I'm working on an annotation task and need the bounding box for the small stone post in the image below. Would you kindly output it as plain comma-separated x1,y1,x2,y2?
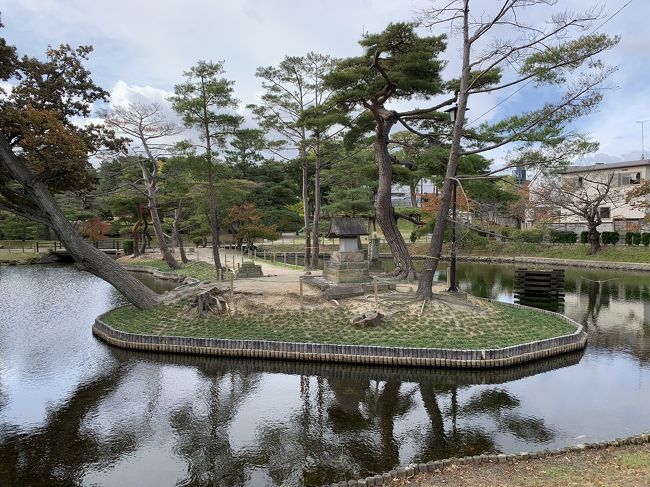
374,276,379,312
230,273,234,303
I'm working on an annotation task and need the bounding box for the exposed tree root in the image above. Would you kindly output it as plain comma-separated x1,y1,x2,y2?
188,286,231,316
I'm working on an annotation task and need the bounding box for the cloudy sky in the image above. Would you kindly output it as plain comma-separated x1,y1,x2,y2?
1,0,647,164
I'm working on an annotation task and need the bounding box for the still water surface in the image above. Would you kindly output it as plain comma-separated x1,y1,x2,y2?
0,263,649,486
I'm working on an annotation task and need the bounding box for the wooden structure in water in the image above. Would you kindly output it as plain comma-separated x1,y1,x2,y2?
514,269,565,309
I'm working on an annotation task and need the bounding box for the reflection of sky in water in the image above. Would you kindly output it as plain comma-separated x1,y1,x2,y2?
1,263,650,486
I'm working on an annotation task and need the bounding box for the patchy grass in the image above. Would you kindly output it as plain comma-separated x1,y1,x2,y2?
0,252,41,263
102,299,574,350
123,259,220,282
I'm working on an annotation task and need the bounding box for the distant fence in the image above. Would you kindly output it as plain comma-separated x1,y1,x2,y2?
0,239,124,253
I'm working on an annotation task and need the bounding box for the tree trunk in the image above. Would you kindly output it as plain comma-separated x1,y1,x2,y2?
588,222,601,255
416,1,471,300
302,154,312,269
310,139,322,271
374,108,416,279
140,216,149,255
148,193,180,269
207,166,222,269
0,134,160,309
132,203,144,257
173,200,188,264
409,183,418,208
140,157,180,269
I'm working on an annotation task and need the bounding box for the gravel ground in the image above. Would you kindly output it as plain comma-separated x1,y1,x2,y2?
398,443,650,487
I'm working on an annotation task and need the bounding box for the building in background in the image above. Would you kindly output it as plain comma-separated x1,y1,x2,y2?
527,159,650,233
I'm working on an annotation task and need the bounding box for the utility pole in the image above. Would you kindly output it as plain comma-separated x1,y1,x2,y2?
636,120,649,159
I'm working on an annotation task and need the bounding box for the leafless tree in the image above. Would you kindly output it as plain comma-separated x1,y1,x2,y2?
104,103,182,269
415,0,619,298
534,169,624,254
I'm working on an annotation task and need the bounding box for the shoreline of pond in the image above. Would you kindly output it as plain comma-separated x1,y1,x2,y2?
321,432,650,487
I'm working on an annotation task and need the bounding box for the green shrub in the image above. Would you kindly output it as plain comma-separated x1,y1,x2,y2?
513,228,545,243
409,231,418,243
550,230,577,244
580,231,589,244
192,237,204,247
122,239,134,255
601,231,619,245
625,231,641,246
642,233,650,247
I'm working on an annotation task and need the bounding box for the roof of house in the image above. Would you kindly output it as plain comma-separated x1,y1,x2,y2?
563,159,650,174
326,217,369,238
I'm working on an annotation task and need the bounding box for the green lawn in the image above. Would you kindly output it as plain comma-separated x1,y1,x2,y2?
102,299,575,350
461,241,650,263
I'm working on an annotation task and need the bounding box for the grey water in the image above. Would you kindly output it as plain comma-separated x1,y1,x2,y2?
0,263,649,486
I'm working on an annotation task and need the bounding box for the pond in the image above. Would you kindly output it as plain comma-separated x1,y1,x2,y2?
0,263,649,486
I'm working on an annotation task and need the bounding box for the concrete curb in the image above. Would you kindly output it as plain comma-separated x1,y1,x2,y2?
92,298,586,369
320,432,650,486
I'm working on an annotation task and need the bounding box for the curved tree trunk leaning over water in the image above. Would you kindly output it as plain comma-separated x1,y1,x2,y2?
0,134,161,309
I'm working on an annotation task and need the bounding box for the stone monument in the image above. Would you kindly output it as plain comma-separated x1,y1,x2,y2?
323,217,370,284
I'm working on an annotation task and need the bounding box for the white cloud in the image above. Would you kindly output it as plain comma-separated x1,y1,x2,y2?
2,0,646,163
108,80,174,109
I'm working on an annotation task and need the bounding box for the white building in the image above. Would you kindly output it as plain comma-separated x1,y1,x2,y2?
533,159,650,232
390,179,437,208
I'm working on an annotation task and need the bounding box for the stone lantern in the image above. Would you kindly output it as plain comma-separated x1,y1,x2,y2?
323,217,370,284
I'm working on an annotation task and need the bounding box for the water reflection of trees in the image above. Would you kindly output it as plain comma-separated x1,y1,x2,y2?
169,372,261,486
454,264,650,363
571,273,650,363
0,366,136,486
0,351,579,487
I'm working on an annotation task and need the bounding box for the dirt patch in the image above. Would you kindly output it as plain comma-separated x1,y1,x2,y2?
400,443,650,487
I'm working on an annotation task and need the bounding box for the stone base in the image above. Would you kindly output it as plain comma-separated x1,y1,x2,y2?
303,276,396,299
236,261,263,279
323,259,370,284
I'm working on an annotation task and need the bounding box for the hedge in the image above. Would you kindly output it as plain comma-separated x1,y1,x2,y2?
643,233,650,247
601,231,619,245
580,231,589,244
550,230,578,244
